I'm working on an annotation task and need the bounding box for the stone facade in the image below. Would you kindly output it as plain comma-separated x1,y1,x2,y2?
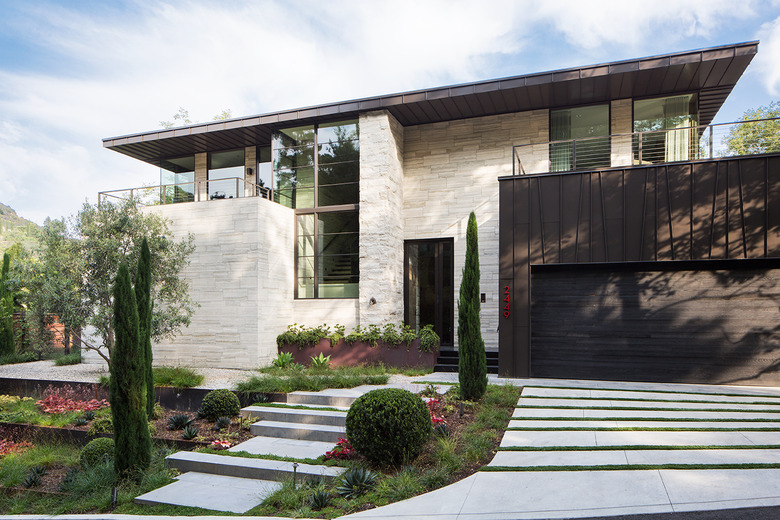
358,111,405,326
146,197,294,368
403,109,550,350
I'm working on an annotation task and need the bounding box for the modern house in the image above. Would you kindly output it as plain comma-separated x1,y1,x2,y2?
102,41,780,385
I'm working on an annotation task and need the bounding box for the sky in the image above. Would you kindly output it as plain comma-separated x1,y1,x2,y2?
1,0,780,225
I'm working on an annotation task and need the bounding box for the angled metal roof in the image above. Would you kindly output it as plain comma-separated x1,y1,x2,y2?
103,41,758,165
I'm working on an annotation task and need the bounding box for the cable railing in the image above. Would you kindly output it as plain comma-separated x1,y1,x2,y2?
98,178,273,206
512,117,780,176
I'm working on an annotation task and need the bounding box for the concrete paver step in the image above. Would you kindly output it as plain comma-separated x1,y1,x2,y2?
512,407,780,420
517,397,780,411
166,450,343,481
508,419,780,429
134,471,282,513
230,436,337,459
242,405,347,426
250,419,346,442
522,387,780,403
286,390,360,408
500,428,780,448
490,448,780,467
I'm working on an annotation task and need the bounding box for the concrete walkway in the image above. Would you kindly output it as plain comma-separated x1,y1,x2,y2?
341,376,780,520
8,367,780,518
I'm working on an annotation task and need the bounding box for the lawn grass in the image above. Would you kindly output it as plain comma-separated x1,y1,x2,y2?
0,352,38,366
0,442,181,515
511,416,780,422
152,366,205,388
515,405,780,413
482,463,780,472
521,395,780,406
498,444,780,451
235,366,391,395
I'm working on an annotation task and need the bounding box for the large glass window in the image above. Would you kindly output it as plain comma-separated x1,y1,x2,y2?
273,120,359,209
633,94,697,164
159,156,195,203
550,104,610,172
276,119,360,299
296,210,359,299
208,149,244,199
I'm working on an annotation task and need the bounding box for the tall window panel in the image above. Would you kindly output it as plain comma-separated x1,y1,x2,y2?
158,156,195,203
275,119,360,299
295,210,359,299
550,105,610,172
633,94,698,164
208,149,245,199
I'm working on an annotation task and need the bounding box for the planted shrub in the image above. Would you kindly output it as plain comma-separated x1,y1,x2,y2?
80,437,115,467
167,413,193,430
418,324,440,353
73,417,88,427
272,352,294,368
199,389,240,420
310,489,331,509
336,467,379,499
310,352,331,369
87,417,112,435
458,211,487,400
214,416,231,430
182,424,198,440
346,388,432,466
23,466,45,488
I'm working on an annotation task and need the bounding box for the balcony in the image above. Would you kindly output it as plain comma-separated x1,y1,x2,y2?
513,117,780,176
98,178,272,206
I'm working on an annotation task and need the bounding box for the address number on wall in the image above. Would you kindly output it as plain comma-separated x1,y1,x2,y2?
503,285,510,319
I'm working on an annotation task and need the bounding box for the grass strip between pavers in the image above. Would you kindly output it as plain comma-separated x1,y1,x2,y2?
510,416,780,422
515,405,780,413
506,426,780,431
411,380,457,386
247,402,346,412
520,395,780,406
480,463,780,472
523,385,780,400
498,444,780,451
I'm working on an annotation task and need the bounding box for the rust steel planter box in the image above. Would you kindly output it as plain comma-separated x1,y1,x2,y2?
279,339,438,369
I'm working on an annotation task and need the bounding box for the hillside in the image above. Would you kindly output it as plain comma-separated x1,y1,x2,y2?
0,202,40,254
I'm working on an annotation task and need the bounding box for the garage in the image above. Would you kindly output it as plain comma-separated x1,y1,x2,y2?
530,265,780,385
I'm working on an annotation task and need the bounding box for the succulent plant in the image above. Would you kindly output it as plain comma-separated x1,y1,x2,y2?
168,413,193,430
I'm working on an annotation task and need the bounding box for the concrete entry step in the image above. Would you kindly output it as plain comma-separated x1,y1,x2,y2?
250,420,346,443
230,436,336,460
134,471,282,514
166,450,344,481
242,405,347,426
286,390,359,408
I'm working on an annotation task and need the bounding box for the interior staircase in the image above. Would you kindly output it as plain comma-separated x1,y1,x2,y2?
135,390,359,514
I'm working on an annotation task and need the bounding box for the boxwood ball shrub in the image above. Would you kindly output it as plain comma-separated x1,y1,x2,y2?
200,389,241,420
80,437,115,467
345,388,432,466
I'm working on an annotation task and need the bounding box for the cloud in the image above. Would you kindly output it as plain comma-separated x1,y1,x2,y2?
757,15,780,96
0,0,774,225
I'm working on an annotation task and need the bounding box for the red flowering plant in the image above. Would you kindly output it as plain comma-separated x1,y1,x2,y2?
36,388,109,415
324,438,355,460
0,438,34,458
426,398,446,426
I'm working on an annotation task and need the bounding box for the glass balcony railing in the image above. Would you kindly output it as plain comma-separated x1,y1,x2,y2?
513,117,780,176
98,178,272,206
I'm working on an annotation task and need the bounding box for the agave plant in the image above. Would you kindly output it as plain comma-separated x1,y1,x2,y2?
181,424,198,440
73,417,88,427
168,413,193,430
336,467,379,499
83,410,96,421
309,489,331,510
272,351,294,368
214,416,232,430
23,465,47,489
310,352,331,369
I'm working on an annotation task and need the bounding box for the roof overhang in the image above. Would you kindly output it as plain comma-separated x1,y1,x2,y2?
103,41,758,166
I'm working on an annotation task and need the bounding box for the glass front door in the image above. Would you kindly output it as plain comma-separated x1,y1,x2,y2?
404,239,454,347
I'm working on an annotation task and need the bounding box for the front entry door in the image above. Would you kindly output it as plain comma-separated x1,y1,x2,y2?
404,239,454,347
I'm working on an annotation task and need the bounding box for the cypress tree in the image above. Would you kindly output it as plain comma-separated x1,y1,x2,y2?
0,253,14,356
110,263,151,478
134,238,154,419
458,212,487,400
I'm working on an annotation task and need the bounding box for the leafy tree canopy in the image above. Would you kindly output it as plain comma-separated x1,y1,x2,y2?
160,107,232,129
725,101,780,156
9,198,196,363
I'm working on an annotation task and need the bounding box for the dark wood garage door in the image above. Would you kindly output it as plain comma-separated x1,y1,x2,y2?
531,266,780,385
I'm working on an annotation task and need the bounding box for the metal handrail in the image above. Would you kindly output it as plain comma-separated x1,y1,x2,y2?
98,178,273,206
512,117,780,175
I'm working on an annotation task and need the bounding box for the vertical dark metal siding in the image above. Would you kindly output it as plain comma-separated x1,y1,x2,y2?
498,155,780,378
